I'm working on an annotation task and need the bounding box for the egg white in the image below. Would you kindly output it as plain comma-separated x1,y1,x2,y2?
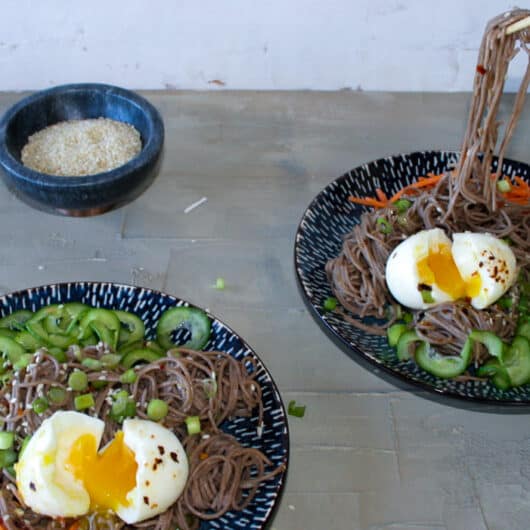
117,419,189,524
452,231,517,309
15,411,104,518
385,228,456,310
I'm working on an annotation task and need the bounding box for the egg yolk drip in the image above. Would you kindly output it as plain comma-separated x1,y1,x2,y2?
65,431,137,512
417,244,481,299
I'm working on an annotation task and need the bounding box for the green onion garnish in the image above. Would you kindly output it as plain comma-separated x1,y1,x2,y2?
100,354,121,369
497,179,512,193
124,400,137,418
81,358,102,371
13,353,33,371
498,296,513,310
394,199,412,213
185,415,201,435
215,277,226,290
47,387,67,405
111,396,129,417
402,312,413,325
32,397,49,415
376,217,393,234
323,297,338,311
114,390,129,402
68,370,88,392
202,378,218,399
147,399,169,421
288,400,306,418
0,431,14,450
420,289,434,304
91,380,107,390
120,368,138,384
0,449,17,468
75,393,95,411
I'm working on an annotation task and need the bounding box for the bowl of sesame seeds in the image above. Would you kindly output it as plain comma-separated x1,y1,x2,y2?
0,83,164,216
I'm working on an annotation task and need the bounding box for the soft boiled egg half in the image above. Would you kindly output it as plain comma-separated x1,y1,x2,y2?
385,228,517,310
15,411,188,524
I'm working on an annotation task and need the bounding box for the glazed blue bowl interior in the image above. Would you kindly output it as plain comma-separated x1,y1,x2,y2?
295,150,530,408
0,282,288,528
0,84,164,216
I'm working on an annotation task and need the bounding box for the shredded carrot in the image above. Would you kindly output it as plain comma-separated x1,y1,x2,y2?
389,173,444,203
500,175,530,204
68,522,81,530
348,196,388,208
0,521,7,530
375,188,388,203
348,171,528,210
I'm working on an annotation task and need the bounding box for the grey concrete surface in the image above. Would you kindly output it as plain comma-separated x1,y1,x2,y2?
1,90,529,530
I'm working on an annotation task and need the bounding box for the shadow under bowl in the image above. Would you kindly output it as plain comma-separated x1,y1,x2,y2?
0,83,164,216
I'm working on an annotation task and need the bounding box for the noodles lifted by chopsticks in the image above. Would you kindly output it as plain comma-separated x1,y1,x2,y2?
0,346,285,530
326,10,530,356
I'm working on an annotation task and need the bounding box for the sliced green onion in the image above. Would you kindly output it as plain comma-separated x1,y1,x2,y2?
185,415,201,435
111,396,129,417
0,449,17,468
394,198,412,213
396,214,408,227
120,369,137,384
147,399,169,421
68,370,88,392
113,390,130,402
288,400,306,418
420,289,434,304
91,380,107,390
497,179,512,193
323,297,338,311
215,277,226,290
47,387,67,405
48,348,68,363
402,312,413,325
0,431,14,450
81,358,102,371
202,378,217,399
71,344,83,361
497,296,513,310
100,354,121,369
13,354,34,371
75,393,95,411
124,400,136,418
32,397,49,415
376,217,393,234
502,237,513,246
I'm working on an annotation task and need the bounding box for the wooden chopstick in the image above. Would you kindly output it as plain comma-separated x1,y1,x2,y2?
506,15,530,35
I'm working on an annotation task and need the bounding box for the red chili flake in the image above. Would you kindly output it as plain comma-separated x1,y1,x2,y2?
477,64,487,75
199,452,209,460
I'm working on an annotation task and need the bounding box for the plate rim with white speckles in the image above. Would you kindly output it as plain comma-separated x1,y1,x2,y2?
294,149,530,412
0,281,289,528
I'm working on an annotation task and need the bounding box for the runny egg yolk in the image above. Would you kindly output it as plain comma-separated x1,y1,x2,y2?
65,431,138,512
416,243,482,299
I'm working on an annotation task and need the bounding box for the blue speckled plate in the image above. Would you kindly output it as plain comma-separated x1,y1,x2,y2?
0,281,289,528
294,150,530,408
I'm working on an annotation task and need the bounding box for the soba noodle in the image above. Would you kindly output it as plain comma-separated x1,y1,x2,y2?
326,10,530,360
0,345,284,529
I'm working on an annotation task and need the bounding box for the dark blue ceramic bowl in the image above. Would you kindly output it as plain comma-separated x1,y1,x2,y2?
0,281,289,528
295,150,530,410
0,84,164,216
